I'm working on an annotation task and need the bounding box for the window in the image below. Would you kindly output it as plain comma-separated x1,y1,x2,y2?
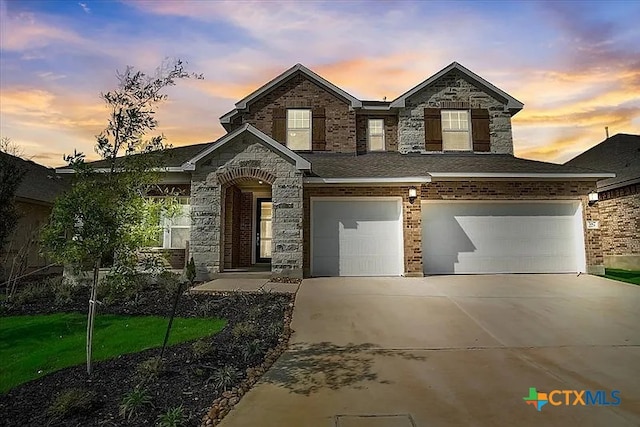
150,198,191,249
441,110,471,151
287,109,311,150
368,119,385,151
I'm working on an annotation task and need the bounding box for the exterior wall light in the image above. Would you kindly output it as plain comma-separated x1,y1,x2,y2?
408,186,418,204
588,191,599,205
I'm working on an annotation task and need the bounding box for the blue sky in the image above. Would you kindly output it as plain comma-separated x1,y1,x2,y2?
1,0,639,166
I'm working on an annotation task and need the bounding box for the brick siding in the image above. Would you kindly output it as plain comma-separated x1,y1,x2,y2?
356,115,399,153
302,180,603,277
239,73,357,152
599,184,640,268
422,180,603,271
303,186,422,277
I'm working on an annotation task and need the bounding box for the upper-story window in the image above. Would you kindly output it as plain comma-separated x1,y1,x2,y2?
425,107,490,152
368,119,385,151
441,110,471,151
287,109,311,150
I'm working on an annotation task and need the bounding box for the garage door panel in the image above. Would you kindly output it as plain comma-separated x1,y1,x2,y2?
423,202,585,274
312,199,403,276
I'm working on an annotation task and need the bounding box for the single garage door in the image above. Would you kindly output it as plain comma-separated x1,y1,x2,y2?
422,201,586,274
312,198,404,276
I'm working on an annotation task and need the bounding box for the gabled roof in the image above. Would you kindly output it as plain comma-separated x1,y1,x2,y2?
389,62,524,114
565,133,640,191
220,63,362,124
182,124,311,171
1,152,70,204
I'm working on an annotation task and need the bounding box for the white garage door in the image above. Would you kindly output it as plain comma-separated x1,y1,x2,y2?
312,198,404,276
422,202,586,274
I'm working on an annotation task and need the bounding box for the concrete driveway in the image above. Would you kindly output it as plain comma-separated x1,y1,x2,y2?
219,274,640,427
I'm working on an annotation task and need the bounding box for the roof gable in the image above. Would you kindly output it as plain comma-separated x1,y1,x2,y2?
389,62,524,114
220,64,362,124
182,124,311,171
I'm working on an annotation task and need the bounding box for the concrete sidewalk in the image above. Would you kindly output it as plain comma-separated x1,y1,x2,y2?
218,275,640,427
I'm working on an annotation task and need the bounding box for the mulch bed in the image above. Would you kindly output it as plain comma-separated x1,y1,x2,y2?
0,282,295,426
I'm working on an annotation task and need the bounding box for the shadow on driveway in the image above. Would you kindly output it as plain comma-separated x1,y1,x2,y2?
263,342,426,396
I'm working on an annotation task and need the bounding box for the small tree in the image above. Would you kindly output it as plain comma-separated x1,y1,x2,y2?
0,136,25,158
42,59,202,375
0,152,26,253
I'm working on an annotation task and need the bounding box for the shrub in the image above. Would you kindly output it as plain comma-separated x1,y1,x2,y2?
47,388,96,419
157,270,182,296
156,405,185,427
266,321,283,340
98,271,148,305
136,356,165,381
195,299,218,317
231,321,257,340
11,281,53,305
185,256,196,284
119,386,151,421
52,276,77,305
192,339,214,359
208,365,240,391
241,338,267,363
246,305,263,319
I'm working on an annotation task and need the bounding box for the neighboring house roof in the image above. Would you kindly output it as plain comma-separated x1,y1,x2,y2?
1,152,70,204
300,152,612,182
565,133,640,191
389,62,524,115
220,63,363,124
57,142,214,172
182,124,311,171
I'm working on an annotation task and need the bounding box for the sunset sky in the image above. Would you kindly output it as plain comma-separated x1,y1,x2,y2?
1,0,639,167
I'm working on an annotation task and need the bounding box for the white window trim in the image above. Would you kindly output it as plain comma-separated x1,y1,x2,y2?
286,108,312,150
441,109,472,151
367,118,385,151
148,198,191,250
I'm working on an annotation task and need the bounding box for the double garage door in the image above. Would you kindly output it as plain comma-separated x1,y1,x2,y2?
311,199,585,276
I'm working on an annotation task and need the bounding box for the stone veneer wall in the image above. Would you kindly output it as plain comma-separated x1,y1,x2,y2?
422,180,604,274
599,184,640,270
398,71,514,154
190,133,303,280
240,73,357,152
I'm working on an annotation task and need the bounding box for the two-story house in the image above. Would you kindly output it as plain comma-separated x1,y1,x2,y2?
72,62,614,280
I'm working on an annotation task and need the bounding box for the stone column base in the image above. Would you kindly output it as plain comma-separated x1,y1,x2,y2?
587,265,605,276
404,271,425,278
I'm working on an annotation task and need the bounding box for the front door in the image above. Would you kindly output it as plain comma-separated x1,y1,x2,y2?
256,198,273,263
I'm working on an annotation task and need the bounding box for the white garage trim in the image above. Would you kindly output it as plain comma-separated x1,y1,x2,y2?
421,200,586,274
310,197,404,276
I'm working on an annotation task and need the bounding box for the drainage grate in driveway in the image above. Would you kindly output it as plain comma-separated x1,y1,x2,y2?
335,414,416,427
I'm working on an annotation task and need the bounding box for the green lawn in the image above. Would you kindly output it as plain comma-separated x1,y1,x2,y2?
0,313,226,393
604,269,640,286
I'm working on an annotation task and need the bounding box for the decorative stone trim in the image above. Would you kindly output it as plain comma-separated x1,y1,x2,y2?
216,167,277,187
